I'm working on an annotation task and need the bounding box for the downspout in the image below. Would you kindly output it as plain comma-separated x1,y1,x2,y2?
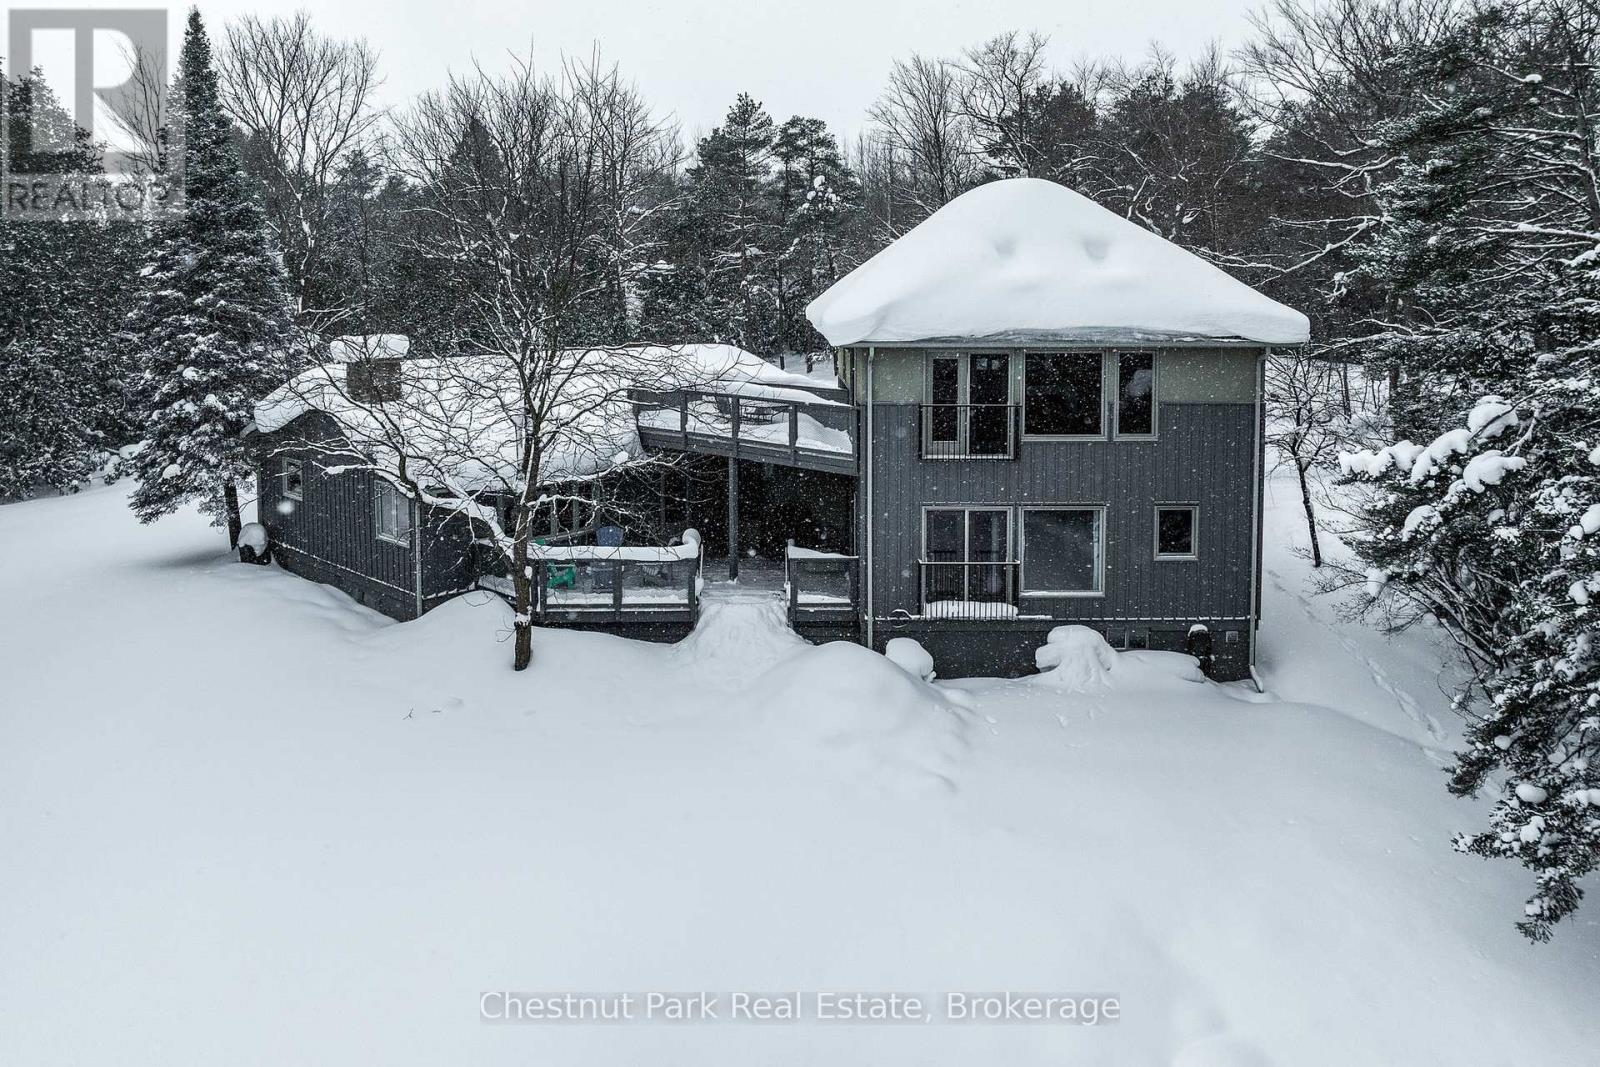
412,496,425,620
864,347,875,650
1248,348,1266,691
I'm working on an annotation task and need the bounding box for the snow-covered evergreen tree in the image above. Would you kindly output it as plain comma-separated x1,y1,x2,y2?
0,66,144,499
1335,0,1600,939
126,10,297,545
683,94,778,350
771,115,860,356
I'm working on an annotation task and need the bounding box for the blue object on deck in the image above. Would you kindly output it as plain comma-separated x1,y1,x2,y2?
593,525,624,591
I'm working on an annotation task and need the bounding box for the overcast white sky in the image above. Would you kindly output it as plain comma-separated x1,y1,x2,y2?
10,0,1269,143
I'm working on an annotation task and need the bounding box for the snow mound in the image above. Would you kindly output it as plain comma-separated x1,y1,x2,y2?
238,522,268,552
671,600,807,689
884,637,935,681
748,642,969,793
806,178,1309,346
1032,625,1117,689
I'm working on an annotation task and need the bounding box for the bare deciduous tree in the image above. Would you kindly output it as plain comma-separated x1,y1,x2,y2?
954,30,1052,177
219,12,383,322
270,54,707,671
868,54,977,225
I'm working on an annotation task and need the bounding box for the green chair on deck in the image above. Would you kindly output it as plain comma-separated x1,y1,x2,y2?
534,536,578,589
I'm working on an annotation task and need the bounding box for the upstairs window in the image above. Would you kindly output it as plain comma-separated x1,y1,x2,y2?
281,458,304,500
375,480,412,545
924,352,1015,458
1115,352,1156,436
1155,505,1198,560
1024,352,1103,437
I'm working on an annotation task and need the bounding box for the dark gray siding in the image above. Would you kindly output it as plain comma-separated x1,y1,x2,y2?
418,505,479,603
254,412,421,619
863,400,1259,624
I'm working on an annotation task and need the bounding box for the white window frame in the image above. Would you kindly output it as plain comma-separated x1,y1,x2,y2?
281,457,304,501
923,351,1016,459
1019,505,1106,597
919,505,1016,608
1021,350,1108,441
1112,350,1159,440
1154,504,1199,562
374,479,413,546
920,505,1014,563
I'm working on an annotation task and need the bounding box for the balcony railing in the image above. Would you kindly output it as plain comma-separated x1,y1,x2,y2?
786,549,860,626
534,556,701,621
919,560,1021,620
919,404,1019,460
632,388,857,473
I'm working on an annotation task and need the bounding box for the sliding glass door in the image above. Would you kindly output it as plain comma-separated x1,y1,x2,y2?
923,507,1014,608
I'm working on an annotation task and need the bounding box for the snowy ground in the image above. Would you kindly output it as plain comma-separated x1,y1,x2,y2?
2,474,1597,1065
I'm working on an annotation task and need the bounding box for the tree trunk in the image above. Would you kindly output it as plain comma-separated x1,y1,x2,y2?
223,479,243,549
512,529,533,671
1297,460,1323,568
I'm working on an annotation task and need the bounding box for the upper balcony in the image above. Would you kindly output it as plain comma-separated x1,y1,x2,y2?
632,387,858,475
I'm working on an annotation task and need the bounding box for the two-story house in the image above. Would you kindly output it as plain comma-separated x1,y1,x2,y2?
808,178,1308,680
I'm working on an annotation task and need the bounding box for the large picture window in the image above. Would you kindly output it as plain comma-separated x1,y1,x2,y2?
1116,352,1156,436
375,480,412,545
1021,507,1104,595
1024,352,1103,437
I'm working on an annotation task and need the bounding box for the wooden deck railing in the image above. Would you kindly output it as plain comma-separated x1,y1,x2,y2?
786,551,861,628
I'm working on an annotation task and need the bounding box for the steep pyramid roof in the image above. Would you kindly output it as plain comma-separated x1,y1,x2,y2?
806,178,1308,347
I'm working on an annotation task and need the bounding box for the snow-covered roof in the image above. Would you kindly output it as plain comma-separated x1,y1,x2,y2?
254,342,822,493
806,178,1309,347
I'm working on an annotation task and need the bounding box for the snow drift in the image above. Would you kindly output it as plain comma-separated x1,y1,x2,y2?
806,178,1309,346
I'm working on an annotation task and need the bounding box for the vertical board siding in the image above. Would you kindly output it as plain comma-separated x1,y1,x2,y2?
867,402,1257,621
255,412,417,610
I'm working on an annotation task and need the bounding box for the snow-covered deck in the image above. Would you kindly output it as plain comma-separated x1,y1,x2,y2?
633,388,857,475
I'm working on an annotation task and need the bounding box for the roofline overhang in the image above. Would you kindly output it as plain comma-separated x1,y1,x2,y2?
832,335,1299,350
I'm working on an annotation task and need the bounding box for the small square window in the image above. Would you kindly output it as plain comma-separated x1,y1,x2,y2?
1129,628,1150,650
281,458,304,500
1155,506,1198,560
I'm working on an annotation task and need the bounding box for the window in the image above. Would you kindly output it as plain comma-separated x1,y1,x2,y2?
924,352,1014,458
281,458,304,500
1024,352,1103,436
1021,507,1104,595
922,507,1014,609
1155,505,1198,560
1116,352,1156,436
375,480,412,545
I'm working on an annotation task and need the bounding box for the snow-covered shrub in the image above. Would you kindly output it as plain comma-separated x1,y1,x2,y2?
884,637,935,682
1340,382,1600,940
1033,626,1116,690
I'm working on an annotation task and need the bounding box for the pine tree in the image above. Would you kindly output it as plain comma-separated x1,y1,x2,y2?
684,94,778,351
771,116,861,358
1334,1,1600,939
126,10,297,545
